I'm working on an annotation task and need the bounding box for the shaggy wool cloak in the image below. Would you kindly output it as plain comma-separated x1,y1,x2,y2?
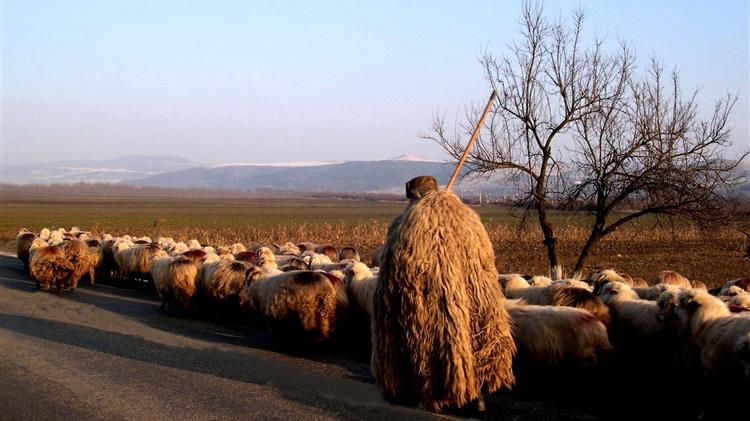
371,190,516,412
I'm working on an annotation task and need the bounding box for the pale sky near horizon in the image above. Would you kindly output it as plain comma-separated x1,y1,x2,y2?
2,0,748,166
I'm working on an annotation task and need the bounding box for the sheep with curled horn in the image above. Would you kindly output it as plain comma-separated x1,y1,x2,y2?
371,176,515,413
28,238,74,292
15,229,37,273
238,266,338,343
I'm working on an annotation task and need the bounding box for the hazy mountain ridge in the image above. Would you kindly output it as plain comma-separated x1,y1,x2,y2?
2,155,198,184
132,159,465,193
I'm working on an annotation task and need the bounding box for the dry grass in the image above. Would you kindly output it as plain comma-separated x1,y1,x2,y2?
2,196,747,288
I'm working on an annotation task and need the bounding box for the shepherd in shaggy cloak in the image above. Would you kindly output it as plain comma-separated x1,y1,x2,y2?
371,176,516,412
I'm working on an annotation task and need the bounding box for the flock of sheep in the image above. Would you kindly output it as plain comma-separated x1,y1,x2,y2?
14,226,750,417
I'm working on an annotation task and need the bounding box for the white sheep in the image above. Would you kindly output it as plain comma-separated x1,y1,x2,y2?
170,242,189,255
598,282,681,350
503,300,612,377
277,242,301,256
498,273,530,293
632,283,681,301
676,289,750,386
344,262,378,318
528,275,552,287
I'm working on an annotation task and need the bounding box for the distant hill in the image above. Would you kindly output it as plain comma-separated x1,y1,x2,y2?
3,155,198,184
2,153,513,195
132,155,467,193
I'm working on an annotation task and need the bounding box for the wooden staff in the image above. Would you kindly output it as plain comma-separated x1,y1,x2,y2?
446,90,497,191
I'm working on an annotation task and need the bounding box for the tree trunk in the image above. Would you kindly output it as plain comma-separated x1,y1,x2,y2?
572,223,604,279
536,204,562,280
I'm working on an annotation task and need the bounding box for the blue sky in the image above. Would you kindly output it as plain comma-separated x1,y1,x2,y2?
2,0,748,165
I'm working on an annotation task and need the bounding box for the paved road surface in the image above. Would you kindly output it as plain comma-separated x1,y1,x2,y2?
0,254,596,420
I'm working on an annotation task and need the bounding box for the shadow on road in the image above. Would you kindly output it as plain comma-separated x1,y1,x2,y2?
0,312,434,419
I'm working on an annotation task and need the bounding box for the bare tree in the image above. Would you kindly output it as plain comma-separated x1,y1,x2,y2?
426,3,746,278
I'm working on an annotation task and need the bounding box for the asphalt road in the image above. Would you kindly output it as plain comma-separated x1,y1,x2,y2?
0,253,597,421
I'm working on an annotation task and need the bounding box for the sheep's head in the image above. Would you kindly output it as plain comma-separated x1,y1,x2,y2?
29,238,48,252
723,285,746,297
344,262,372,286
498,274,530,292
202,252,221,264
230,243,246,254
39,228,51,240
257,247,276,265
656,289,680,323
599,282,638,304
528,276,552,287
677,289,730,331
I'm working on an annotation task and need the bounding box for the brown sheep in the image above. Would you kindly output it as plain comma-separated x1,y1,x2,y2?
151,255,200,312
314,244,339,262
198,259,249,309
62,239,98,290
238,267,338,342
338,246,360,262
116,243,168,280
658,270,691,289
15,230,37,273
280,257,310,272
372,189,515,412
234,250,258,264
29,239,74,292
180,248,207,264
